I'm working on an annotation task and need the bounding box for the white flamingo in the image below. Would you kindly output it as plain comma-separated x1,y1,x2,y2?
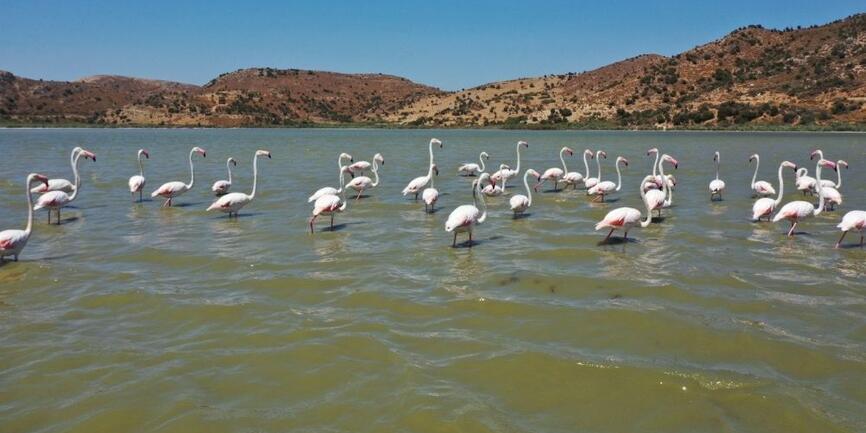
563,149,592,189
644,154,678,216
820,159,847,189
457,152,489,176
510,169,540,217
588,156,627,202
795,168,817,195
422,164,440,213
34,149,96,224
128,149,149,202
535,147,573,192
403,138,442,200
207,150,271,218
772,158,835,237
749,154,776,197
31,147,82,194
595,175,655,243
346,153,381,178
346,153,384,200
308,152,353,203
482,164,508,197
492,140,528,186
709,151,726,201
151,147,206,207
309,186,347,233
211,157,237,196
584,150,605,192
835,210,866,248
445,173,489,247
751,161,797,221
811,151,845,210
644,148,663,191
0,173,49,261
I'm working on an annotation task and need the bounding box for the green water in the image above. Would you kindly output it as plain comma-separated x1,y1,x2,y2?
1,128,865,432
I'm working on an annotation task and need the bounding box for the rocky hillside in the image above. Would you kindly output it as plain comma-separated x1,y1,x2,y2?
2,13,865,128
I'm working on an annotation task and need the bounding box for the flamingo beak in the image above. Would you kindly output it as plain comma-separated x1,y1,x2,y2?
143,151,149,159
810,150,818,160
267,153,272,159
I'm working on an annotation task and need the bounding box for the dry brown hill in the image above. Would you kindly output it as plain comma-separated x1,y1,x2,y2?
2,13,865,128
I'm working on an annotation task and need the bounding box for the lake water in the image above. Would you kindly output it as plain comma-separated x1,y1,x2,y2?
1,128,865,432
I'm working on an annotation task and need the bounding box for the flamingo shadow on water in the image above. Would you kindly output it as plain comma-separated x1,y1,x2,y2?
597,236,639,246
512,212,532,220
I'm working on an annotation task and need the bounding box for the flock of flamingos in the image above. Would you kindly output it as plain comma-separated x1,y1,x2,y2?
1,137,865,261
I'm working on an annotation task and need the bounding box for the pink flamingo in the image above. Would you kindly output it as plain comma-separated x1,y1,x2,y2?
403,139,442,200
535,147,573,192
644,154,678,216
492,140,528,186
345,153,383,200
128,149,149,202
509,169,540,216
31,147,82,194
309,153,353,203
1,174,49,261
772,158,835,237
749,154,776,197
151,147,206,207
34,149,96,224
588,156,627,202
595,175,655,242
207,150,271,218
445,173,489,247
211,157,237,196
835,211,866,248
709,151,726,201
751,161,797,221
584,150,605,192
422,164,440,213
563,149,593,189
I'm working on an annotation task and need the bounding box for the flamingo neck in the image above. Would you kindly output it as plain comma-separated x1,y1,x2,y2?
337,155,346,186
425,163,435,183
186,148,196,189
524,171,533,207
814,161,825,216
560,148,569,173
68,152,83,202
773,162,785,207
514,142,522,173
834,160,843,188
714,157,720,181
371,159,380,187
428,140,435,168
249,154,259,199
595,153,603,181
639,177,652,228
477,179,488,224
582,151,591,178
337,166,346,193
69,148,78,178
651,152,659,177
226,159,233,184
478,153,486,172
25,175,36,236
660,156,672,206
614,160,622,191
750,155,759,188
138,153,145,177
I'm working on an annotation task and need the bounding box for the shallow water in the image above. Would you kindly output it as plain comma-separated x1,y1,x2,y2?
1,128,865,432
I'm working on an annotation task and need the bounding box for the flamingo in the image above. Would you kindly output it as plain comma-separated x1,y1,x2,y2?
492,140,528,186
308,152,353,203
588,156,627,202
709,151,726,201
835,210,866,248
309,186,348,233
0,173,49,262
752,161,797,221
795,168,816,195
810,151,845,210
563,149,593,189
403,138,442,200
510,169,540,217
346,153,384,200
644,148,663,191
818,159,847,189
211,157,237,196
584,150,605,192
151,147,206,207
422,164,440,213
207,150,271,218
595,175,655,243
749,154,776,197
346,153,381,178
31,147,82,194
482,164,508,197
457,152,489,176
644,155,678,216
535,147,573,192
772,158,836,237
445,172,489,247
34,149,96,224
128,149,149,202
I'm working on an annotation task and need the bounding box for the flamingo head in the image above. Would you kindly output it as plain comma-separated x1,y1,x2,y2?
480,151,490,160
781,161,797,171
30,173,49,187
431,138,443,148
340,152,353,163
192,147,206,158
713,151,720,161
646,147,658,156
228,157,237,166
585,149,594,158
138,149,149,159
526,168,541,181
819,159,837,171
256,150,271,159
663,155,679,169
79,149,96,162
597,150,607,159
563,147,574,156
838,160,848,170
617,156,629,167
432,164,439,176
518,140,528,148
374,153,384,165
809,149,826,161
72,146,84,154
749,154,758,162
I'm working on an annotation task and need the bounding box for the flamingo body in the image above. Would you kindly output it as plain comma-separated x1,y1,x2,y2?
836,210,866,248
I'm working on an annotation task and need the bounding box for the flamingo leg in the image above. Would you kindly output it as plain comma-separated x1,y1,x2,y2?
139,190,143,202
47,210,50,224
330,214,334,230
309,215,317,233
356,190,362,201
56,208,61,225
623,230,629,241
836,231,848,248
787,221,798,237
604,229,614,242
452,232,457,247
468,231,472,247
131,192,135,203
414,193,418,201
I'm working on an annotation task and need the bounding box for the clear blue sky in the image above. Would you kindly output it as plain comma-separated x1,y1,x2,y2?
1,1,863,90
